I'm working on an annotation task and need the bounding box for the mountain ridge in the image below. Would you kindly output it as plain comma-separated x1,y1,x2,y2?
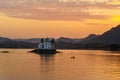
0,24,120,49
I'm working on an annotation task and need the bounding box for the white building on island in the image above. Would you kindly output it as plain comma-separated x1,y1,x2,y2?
38,38,56,50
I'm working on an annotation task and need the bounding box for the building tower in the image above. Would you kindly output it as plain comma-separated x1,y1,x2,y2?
38,38,56,50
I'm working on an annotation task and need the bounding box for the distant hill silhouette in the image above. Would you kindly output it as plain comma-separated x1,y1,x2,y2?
15,37,82,43
80,34,99,43
56,37,76,43
95,24,120,44
0,37,11,42
14,38,41,43
83,24,120,44
0,24,120,50
0,37,37,48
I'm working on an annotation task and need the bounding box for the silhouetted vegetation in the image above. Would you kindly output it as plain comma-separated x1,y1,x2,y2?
110,44,120,51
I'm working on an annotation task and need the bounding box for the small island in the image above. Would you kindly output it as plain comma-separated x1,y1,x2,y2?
31,38,59,54
0,51,10,53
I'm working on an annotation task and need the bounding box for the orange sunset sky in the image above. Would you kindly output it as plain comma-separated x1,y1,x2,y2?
0,0,120,38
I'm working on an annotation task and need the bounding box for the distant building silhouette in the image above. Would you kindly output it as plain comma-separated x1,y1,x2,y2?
38,38,56,50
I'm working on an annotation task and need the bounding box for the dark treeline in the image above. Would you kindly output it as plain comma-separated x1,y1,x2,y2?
0,38,120,51
0,41,37,48
56,41,120,50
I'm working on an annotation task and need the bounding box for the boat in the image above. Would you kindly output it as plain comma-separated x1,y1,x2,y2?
31,38,58,54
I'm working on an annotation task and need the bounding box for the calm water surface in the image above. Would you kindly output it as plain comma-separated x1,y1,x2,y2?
0,49,120,80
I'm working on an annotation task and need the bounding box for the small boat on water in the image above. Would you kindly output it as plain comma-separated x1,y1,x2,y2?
70,55,75,59
31,38,59,54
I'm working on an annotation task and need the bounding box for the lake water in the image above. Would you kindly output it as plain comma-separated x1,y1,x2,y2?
0,49,120,80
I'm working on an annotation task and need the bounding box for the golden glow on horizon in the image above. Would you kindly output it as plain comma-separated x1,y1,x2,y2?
0,14,119,38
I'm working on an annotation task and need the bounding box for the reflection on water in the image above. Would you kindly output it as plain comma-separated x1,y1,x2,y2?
39,53,56,80
1,49,120,80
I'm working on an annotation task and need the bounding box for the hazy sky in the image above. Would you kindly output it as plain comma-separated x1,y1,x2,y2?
0,0,120,38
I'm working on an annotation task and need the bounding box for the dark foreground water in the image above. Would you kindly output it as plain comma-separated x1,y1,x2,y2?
0,49,120,80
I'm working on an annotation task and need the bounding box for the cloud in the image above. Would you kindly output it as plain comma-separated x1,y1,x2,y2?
86,23,110,26
0,0,120,20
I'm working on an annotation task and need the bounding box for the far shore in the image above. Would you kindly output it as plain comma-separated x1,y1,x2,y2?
0,48,120,52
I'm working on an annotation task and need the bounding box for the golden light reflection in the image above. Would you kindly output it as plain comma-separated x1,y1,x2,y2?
108,1,120,5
